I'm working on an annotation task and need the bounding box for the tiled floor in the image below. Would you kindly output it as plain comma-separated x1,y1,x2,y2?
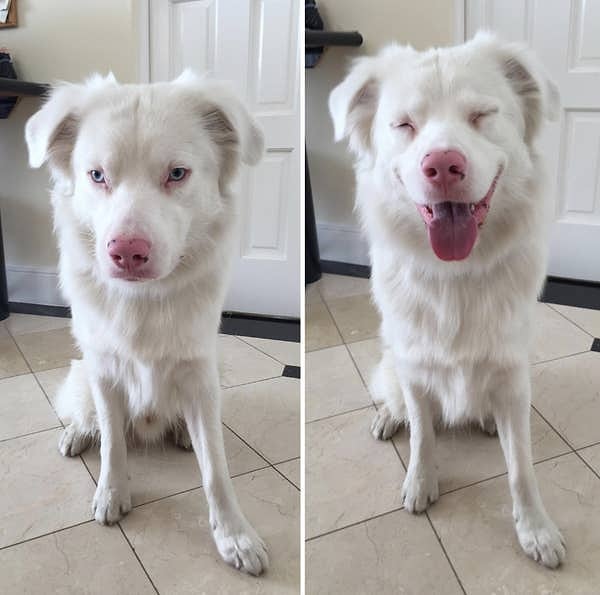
306,273,600,594
0,313,300,594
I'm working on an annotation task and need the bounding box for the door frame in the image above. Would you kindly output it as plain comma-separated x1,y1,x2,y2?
136,0,151,83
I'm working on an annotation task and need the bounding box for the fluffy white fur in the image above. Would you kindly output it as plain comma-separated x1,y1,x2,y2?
25,71,268,575
329,32,566,568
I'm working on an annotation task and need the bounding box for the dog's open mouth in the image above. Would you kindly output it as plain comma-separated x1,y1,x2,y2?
416,169,502,261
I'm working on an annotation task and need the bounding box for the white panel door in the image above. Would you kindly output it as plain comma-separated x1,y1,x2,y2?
466,0,600,282
148,0,301,316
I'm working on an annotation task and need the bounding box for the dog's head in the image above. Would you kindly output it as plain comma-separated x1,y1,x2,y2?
329,33,559,264
25,72,264,288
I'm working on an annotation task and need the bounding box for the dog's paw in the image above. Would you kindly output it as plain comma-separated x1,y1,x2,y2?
402,467,439,514
212,517,269,576
516,512,566,568
93,483,132,525
172,423,193,451
481,417,497,436
370,405,402,441
58,425,92,457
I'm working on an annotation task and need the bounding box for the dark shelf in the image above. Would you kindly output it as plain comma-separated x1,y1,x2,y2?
305,30,363,48
0,78,50,98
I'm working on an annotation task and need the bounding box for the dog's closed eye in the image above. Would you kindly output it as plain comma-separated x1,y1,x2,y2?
470,108,499,126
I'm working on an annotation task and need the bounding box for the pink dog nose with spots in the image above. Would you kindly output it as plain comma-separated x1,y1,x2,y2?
108,237,151,271
421,150,467,188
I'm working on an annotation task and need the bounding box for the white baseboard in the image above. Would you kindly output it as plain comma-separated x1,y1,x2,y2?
316,222,370,266
6,265,67,306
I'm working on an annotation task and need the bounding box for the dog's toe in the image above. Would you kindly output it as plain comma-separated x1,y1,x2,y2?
93,484,132,525
402,469,439,514
58,425,92,457
212,518,269,576
370,405,402,441
516,513,566,568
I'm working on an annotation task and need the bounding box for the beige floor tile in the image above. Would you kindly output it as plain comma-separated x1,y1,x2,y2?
430,454,600,594
241,336,300,366
0,330,29,380
276,458,300,489
327,294,380,344
219,335,283,388
13,327,80,373
81,426,267,507
222,376,299,463
4,313,71,337
550,304,600,338
579,444,600,476
0,374,60,441
306,299,342,352
306,345,371,422
532,303,591,364
318,273,371,302
0,429,94,548
306,510,462,595
0,522,154,595
393,410,570,494
35,365,70,419
532,351,600,448
347,338,382,397
121,468,300,594
306,281,322,305
307,407,404,538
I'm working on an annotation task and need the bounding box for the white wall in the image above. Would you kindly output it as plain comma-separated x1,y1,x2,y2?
306,0,456,263
0,0,139,304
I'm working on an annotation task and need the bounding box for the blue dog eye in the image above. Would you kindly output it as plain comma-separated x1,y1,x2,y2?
168,167,187,182
90,170,105,183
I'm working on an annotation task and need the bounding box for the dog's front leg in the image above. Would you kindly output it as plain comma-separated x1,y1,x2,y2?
180,357,268,576
492,365,565,568
88,362,131,525
402,382,439,513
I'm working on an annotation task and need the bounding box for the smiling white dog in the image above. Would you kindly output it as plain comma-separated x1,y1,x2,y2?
329,33,565,567
25,72,268,575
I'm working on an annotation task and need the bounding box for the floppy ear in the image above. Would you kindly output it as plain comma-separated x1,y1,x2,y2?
176,72,264,167
25,84,81,173
474,32,560,143
329,56,380,155
25,73,118,174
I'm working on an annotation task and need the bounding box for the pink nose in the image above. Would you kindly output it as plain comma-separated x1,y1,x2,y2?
107,237,151,270
421,150,467,188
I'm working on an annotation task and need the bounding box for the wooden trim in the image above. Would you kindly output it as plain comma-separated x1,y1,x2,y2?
0,0,17,29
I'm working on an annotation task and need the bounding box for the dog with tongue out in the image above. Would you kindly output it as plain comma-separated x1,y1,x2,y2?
329,32,566,569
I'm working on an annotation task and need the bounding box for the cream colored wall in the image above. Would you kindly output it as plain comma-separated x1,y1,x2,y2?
0,0,138,299
306,0,457,261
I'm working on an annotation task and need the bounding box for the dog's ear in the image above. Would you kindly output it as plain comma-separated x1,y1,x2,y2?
25,84,81,173
176,72,265,168
25,73,118,174
475,32,560,143
329,56,380,156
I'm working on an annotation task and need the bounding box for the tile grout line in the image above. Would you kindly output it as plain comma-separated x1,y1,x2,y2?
306,449,576,544
530,404,576,452
546,303,595,339
424,510,467,595
236,335,294,369
222,422,300,492
116,523,160,595
532,348,592,367
307,403,375,425
0,519,95,553
0,425,63,444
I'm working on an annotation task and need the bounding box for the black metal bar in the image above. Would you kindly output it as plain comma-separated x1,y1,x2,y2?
0,211,8,320
0,79,50,97
305,30,363,48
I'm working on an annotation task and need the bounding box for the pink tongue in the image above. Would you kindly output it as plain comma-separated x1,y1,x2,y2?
427,202,477,261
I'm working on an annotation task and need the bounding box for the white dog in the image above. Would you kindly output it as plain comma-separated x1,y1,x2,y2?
329,32,565,568
25,72,268,575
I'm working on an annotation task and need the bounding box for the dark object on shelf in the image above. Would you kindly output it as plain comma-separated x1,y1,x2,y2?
305,0,324,69
305,149,321,284
0,50,18,119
